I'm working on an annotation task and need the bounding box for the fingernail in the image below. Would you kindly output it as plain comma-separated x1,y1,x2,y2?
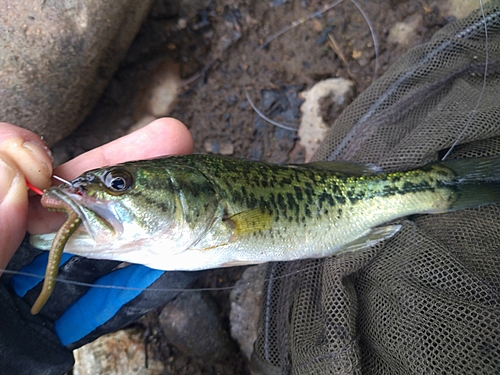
0,155,15,203
0,138,54,189
22,140,53,176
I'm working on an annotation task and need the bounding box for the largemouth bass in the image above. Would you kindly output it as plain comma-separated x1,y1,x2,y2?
30,154,500,314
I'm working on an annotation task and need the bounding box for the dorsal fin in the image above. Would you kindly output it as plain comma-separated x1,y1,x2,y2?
297,161,383,176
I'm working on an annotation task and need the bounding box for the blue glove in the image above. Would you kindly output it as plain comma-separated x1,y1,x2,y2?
1,234,200,374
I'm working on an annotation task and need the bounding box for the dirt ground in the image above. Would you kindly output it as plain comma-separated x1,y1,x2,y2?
57,1,455,374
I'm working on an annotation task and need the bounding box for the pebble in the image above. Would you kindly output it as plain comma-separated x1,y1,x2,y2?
387,14,421,46
73,328,164,375
204,139,235,155
143,59,182,118
298,78,354,161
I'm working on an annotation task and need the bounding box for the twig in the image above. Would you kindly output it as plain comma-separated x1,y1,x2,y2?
257,0,344,51
327,33,356,81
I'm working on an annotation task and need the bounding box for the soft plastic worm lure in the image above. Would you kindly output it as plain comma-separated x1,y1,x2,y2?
26,176,81,315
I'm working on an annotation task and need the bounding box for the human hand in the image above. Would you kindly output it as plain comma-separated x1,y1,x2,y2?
0,117,193,272
0,123,53,272
1,118,195,375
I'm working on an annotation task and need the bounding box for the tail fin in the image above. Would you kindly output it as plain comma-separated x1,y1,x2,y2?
438,156,500,211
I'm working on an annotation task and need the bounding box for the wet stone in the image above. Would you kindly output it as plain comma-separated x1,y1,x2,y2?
158,291,236,362
229,264,267,359
0,0,154,146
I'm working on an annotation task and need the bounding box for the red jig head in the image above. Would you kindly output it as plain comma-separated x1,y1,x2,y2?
26,180,43,195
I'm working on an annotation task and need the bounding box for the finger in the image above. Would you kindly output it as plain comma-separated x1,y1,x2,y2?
28,117,193,234
54,117,193,180
0,123,53,189
0,153,29,272
0,123,53,272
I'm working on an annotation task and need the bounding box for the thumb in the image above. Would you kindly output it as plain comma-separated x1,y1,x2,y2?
0,153,29,272
0,123,54,273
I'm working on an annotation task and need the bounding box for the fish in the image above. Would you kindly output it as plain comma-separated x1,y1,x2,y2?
29,154,500,314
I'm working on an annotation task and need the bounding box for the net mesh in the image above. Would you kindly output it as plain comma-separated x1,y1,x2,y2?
251,2,500,374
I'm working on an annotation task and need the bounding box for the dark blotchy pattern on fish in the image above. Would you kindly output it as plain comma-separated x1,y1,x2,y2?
118,155,457,227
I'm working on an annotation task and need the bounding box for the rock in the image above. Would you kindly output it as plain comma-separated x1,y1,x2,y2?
0,0,154,146
159,291,235,362
443,0,485,20
141,59,182,118
298,78,354,162
225,94,238,106
229,264,267,359
203,139,235,155
387,14,421,46
73,328,164,375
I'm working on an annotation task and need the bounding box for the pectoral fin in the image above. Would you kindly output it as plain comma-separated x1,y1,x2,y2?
227,208,273,239
338,224,402,254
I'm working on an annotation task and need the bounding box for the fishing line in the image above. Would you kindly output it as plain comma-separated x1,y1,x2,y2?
1,269,234,292
25,174,72,195
246,0,381,132
349,0,380,81
52,174,73,186
442,0,489,160
256,0,345,51
255,0,380,78
244,87,299,132
0,264,313,294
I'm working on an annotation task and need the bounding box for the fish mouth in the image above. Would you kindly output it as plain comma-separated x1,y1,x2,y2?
42,187,85,219
42,187,124,242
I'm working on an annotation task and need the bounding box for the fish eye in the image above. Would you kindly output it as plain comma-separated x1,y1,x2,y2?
102,169,134,194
